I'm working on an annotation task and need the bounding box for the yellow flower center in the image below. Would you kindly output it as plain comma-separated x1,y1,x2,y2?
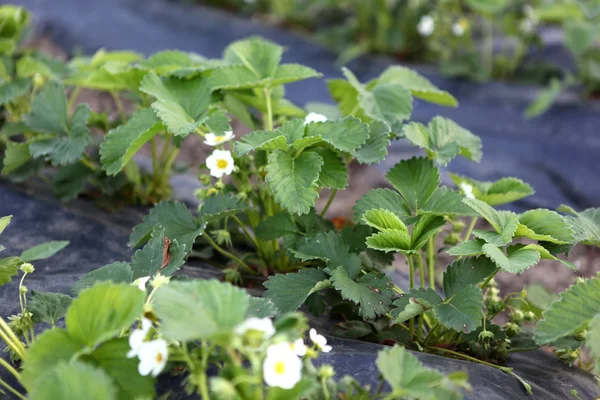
216,159,229,169
155,353,163,363
214,136,225,143
274,361,286,375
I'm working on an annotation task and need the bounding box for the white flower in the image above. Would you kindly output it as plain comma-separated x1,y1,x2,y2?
136,339,168,377
520,19,534,33
127,318,153,358
304,112,328,125
204,131,234,146
459,182,475,199
452,22,465,37
235,317,275,338
206,149,235,178
309,328,332,353
289,338,307,357
417,15,434,37
263,343,302,389
133,276,150,291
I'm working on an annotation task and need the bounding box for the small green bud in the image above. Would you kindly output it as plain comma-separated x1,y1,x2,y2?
20,263,35,274
444,233,461,246
236,191,248,201
488,287,500,296
215,179,225,190
453,221,466,233
223,268,241,284
151,273,170,289
489,301,505,314
211,229,232,248
575,329,587,341
33,73,45,88
478,329,495,342
318,365,335,379
512,310,524,322
487,278,497,287
524,311,536,322
505,322,520,335
198,174,211,186
19,285,28,295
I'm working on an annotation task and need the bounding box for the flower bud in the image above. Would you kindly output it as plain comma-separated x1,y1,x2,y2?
20,263,35,274
512,310,524,322
318,365,335,379
19,285,28,295
198,174,211,186
215,180,225,190
151,273,170,289
444,233,461,246
524,311,536,322
504,322,520,335
576,329,587,341
478,329,495,342
488,287,500,297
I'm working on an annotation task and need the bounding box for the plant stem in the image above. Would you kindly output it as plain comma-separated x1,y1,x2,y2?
0,318,25,360
18,272,27,313
0,377,26,400
423,323,440,346
263,88,273,131
320,189,338,217
198,341,211,400
407,255,415,289
480,268,501,290
110,90,127,123
463,217,478,242
416,252,425,288
231,215,259,249
151,137,158,183
67,87,82,113
427,235,436,289
80,155,98,172
203,233,255,274
0,357,21,382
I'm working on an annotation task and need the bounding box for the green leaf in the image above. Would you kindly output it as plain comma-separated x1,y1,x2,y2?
247,297,279,318
482,244,540,274
304,116,369,152
376,345,464,400
130,200,205,250
86,338,155,400
586,314,600,372
535,274,600,344
515,209,575,244
558,206,600,246
20,240,69,262
21,328,83,390
255,212,298,241
52,162,91,200
153,280,249,341
465,0,508,14
378,66,458,107
366,229,413,254
266,379,315,400
419,187,479,217
391,288,442,323
71,262,133,296
362,209,408,232
449,174,534,206
130,231,184,279
265,149,323,215
434,285,483,332
198,193,249,222
264,268,330,314
100,108,163,175
271,63,322,86
291,231,361,278
403,117,482,166
29,361,117,400
410,215,445,250
446,239,486,256
443,257,498,297
139,49,206,74
464,198,518,246
520,244,576,270
233,129,288,156
0,256,21,287
28,291,72,326
1,141,31,175
223,37,282,80
352,120,390,165
353,188,412,223
360,82,413,128
330,267,393,319
0,78,30,105
526,78,562,119
311,148,348,189
66,283,145,347
386,157,440,212
0,215,11,234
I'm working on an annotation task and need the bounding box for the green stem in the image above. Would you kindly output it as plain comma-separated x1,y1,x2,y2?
462,217,478,242
263,88,273,131
320,189,338,217
416,252,425,288
423,323,440,346
80,155,98,172
0,377,26,400
231,215,259,249
67,87,82,113
427,235,436,289
480,268,501,290
197,341,211,400
110,90,127,123
204,233,255,274
151,137,158,183
321,376,331,400
0,357,21,382
407,255,415,289
0,318,25,359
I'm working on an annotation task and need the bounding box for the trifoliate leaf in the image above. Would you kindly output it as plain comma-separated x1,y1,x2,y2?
270,63,322,86
515,209,575,244
0,78,30,105
341,224,371,254
352,120,390,165
411,215,446,250
434,285,483,332
28,291,72,326
535,274,600,344
52,162,91,201
558,206,600,246
0,256,21,287
304,116,369,152
255,212,299,241
198,193,249,222
449,174,534,206
330,267,394,320
129,200,205,251
291,231,361,278
265,149,323,215
71,262,133,296
386,157,440,212
446,239,486,256
311,148,348,189
378,66,458,107
360,82,413,129
419,187,479,217
139,49,206,74
353,189,412,223
223,37,282,79
1,141,32,175
67,57,146,92
464,198,518,246
66,283,145,347
520,244,576,270
130,231,186,279
20,240,69,262
362,209,408,232
264,268,330,314
391,288,442,323
100,108,163,175
482,243,540,274
153,280,249,342
366,229,413,254
403,117,482,166
233,129,288,156
327,78,367,120
443,257,498,297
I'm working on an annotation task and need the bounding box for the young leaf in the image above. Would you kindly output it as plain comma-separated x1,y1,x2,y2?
558,206,600,246
129,200,205,250
255,212,298,241
362,209,408,232
100,108,163,175
223,37,282,80
71,262,133,296
265,149,323,215
386,157,440,212
464,198,518,246
378,66,458,107
360,82,413,129
0,215,11,235
535,274,600,344
482,244,540,274
66,283,145,348
366,229,413,254
443,257,498,297
446,239,487,256
0,256,21,287
420,187,479,217
330,267,394,320
28,291,72,326
233,129,288,156
515,209,575,244
311,148,348,189
304,116,369,152
291,231,361,278
0,78,30,105
263,268,330,314
53,162,91,200
20,240,69,262
352,120,390,165
198,193,249,222
353,188,412,223
449,174,534,206
434,285,483,332
1,141,31,175
152,280,249,342
391,288,442,323
410,215,445,250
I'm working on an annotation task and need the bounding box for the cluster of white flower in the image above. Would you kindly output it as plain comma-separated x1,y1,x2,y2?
418,15,435,37
304,112,328,125
520,5,539,33
127,318,168,377
459,182,475,199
